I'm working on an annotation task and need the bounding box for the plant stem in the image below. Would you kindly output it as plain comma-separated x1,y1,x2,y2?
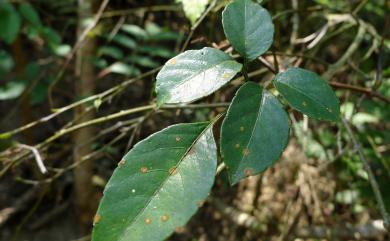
180,0,219,52
243,59,250,81
342,118,390,233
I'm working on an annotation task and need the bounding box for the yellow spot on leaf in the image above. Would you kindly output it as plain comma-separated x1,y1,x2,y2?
140,167,149,173
93,214,102,225
176,136,181,142
327,108,333,113
118,159,126,167
235,143,240,149
169,58,177,65
302,101,307,107
161,215,170,222
145,217,152,224
240,126,245,132
242,148,250,156
223,73,230,79
197,200,205,207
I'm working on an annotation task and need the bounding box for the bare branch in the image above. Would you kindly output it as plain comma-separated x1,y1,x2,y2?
17,144,47,174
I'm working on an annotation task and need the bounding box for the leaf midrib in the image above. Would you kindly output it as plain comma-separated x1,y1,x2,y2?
168,59,237,91
118,123,212,241
236,90,266,177
275,80,334,114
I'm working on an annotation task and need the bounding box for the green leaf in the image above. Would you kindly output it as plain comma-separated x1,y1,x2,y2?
41,27,61,45
92,122,217,241
50,44,71,56
176,0,209,25
94,98,102,110
273,67,340,122
0,50,14,75
0,3,21,44
19,2,42,27
156,47,242,105
222,0,274,61
98,46,124,59
125,55,159,68
0,81,26,100
145,22,162,36
121,24,148,40
138,46,174,58
105,62,140,76
221,82,289,185
111,34,137,49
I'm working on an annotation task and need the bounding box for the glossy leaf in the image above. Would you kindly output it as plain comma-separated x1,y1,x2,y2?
273,67,340,122
156,47,242,105
0,3,21,44
221,82,289,185
92,122,217,241
222,0,274,61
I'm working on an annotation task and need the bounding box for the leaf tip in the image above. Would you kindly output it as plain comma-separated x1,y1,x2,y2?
0,132,12,139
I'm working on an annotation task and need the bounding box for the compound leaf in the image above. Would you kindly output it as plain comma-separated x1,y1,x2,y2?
221,82,289,185
273,67,340,122
222,0,274,61
156,47,242,105
92,122,217,241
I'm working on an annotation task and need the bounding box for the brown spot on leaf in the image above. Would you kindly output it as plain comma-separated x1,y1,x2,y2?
175,226,184,233
169,167,177,175
145,217,152,224
187,147,195,155
140,167,149,173
244,168,254,177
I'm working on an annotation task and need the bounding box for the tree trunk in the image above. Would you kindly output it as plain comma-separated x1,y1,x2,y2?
73,0,98,233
